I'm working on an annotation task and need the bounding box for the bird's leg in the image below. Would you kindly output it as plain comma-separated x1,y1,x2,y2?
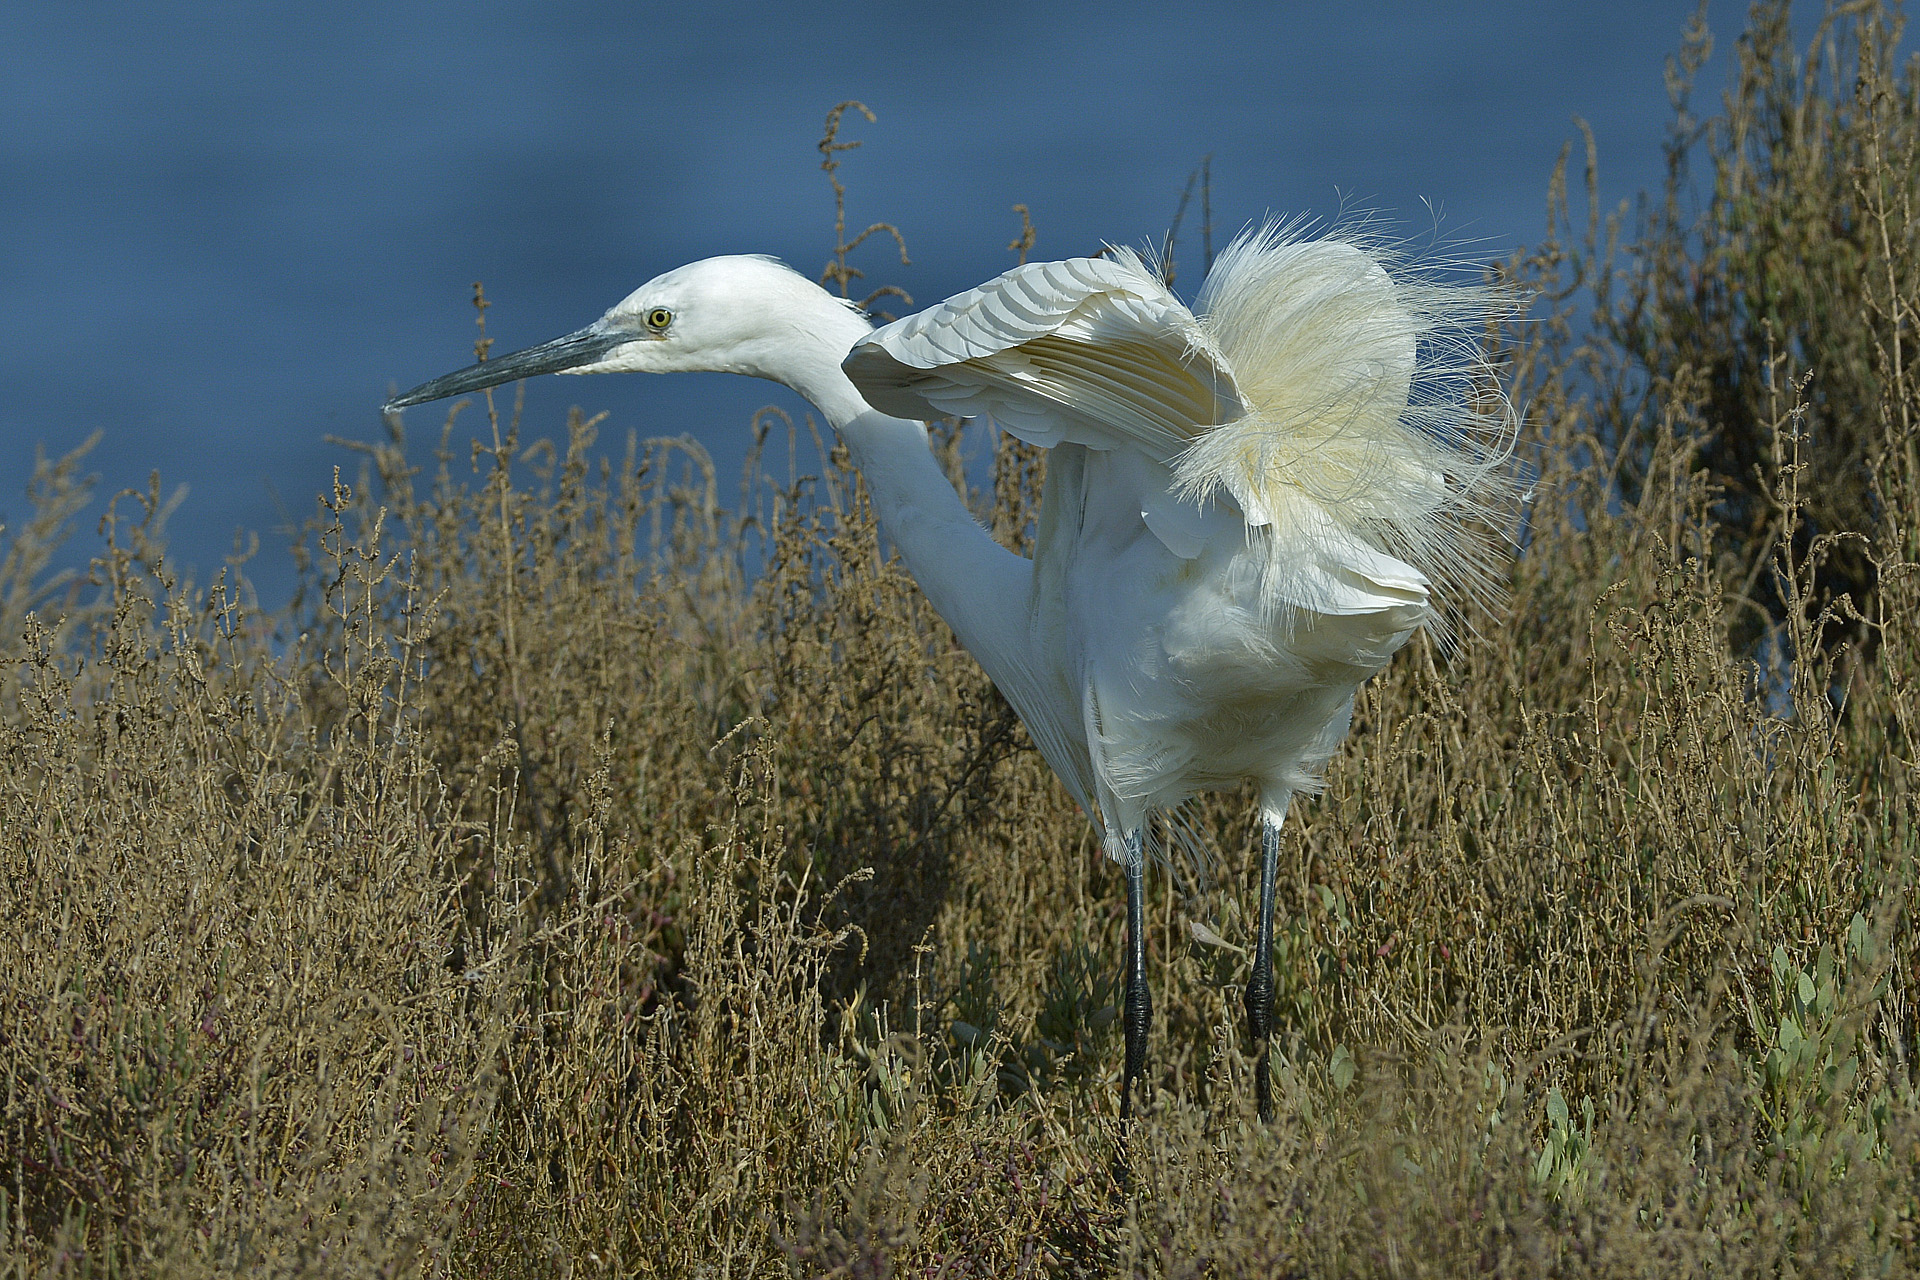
1120,828,1152,1122
1246,812,1281,1122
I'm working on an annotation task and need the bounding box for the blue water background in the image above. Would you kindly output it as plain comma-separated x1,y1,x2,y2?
1,2,1834,608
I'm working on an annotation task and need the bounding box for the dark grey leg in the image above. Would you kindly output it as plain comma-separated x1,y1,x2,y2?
1120,828,1151,1121
1245,812,1281,1121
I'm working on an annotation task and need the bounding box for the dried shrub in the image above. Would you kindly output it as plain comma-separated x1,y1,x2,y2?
4,8,1920,1273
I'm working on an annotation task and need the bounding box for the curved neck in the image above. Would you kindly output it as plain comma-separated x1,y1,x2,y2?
835,407,1034,660
769,325,1034,686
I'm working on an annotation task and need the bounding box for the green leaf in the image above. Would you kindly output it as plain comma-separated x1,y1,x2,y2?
1547,1089,1569,1127
1330,1044,1355,1092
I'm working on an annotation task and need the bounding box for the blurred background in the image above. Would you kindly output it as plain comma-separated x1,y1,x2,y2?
0,1,1823,606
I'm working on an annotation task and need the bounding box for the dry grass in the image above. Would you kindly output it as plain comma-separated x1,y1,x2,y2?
5,4,1920,1274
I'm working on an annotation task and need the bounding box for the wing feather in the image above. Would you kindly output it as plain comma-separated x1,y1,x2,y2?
844,228,1513,633
843,251,1243,463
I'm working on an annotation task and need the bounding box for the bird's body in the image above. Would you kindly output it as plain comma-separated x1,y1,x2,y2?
968,436,1421,847
845,234,1504,850
388,226,1512,1120
1036,439,1423,828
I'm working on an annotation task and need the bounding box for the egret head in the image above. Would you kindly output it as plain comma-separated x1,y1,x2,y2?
385,255,871,412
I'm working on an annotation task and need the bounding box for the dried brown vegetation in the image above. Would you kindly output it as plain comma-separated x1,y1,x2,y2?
5,5,1920,1274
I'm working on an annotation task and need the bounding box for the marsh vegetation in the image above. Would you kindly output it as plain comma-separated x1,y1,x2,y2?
5,4,1920,1274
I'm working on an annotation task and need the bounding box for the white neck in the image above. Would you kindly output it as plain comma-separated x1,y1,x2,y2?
768,313,1035,689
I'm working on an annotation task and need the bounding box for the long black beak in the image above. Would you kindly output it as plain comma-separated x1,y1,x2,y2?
384,323,637,412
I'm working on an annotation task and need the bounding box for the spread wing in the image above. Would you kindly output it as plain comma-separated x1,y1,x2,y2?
844,231,1510,630
843,252,1244,463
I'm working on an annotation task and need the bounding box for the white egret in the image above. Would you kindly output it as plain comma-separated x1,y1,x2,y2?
387,226,1514,1120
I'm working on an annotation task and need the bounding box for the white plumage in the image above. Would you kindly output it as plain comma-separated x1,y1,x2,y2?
845,225,1512,850
387,222,1517,1121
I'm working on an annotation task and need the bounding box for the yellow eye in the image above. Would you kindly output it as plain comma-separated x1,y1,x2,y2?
645,307,673,331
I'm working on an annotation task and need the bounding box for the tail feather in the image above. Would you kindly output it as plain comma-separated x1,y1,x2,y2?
1176,221,1521,641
